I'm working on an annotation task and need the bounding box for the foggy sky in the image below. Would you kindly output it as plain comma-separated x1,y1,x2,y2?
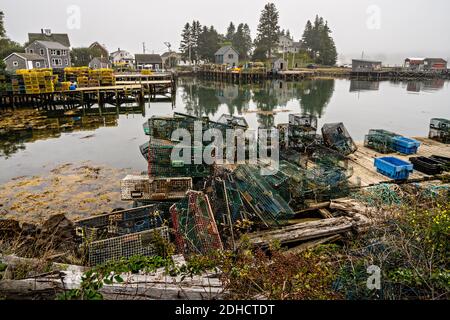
3,0,450,65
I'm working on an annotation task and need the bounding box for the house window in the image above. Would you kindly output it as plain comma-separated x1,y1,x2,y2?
50,50,56,55
40,49,45,56
52,58,62,66
62,50,67,55
13,61,19,67
56,50,61,56
36,62,41,67
64,59,68,65
228,54,234,59
29,49,34,54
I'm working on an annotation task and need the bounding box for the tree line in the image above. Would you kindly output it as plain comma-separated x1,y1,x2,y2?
0,11,24,71
179,2,338,66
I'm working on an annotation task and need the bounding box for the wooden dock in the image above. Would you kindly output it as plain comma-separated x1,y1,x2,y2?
0,79,176,110
348,137,450,187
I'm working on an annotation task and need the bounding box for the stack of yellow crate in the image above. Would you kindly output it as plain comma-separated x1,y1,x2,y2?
15,69,55,94
60,82,71,91
99,68,115,86
77,76,89,88
141,69,153,75
64,67,89,82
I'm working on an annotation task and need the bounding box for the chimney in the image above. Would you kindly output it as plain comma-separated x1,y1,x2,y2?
41,29,44,34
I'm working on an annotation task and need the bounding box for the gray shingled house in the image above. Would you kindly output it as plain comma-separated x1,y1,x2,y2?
3,52,46,72
28,29,71,47
89,57,112,69
25,40,71,69
135,54,163,70
215,46,239,66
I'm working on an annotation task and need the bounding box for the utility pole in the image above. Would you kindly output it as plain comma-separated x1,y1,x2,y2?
164,42,172,70
143,42,146,54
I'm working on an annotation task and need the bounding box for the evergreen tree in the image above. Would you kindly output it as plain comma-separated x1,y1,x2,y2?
0,11,6,39
232,23,253,60
254,2,280,59
243,24,253,57
198,26,221,62
286,29,291,39
0,11,24,70
301,15,337,65
190,20,202,64
179,22,192,63
226,22,236,42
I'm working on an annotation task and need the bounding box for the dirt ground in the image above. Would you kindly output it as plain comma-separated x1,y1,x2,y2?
0,162,132,224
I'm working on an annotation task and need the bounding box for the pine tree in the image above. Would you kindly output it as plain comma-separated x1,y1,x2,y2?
190,20,202,64
226,22,236,42
254,2,280,59
301,16,337,65
0,11,6,39
0,11,24,70
232,23,253,60
198,26,221,62
180,22,192,63
243,24,253,57
286,29,291,39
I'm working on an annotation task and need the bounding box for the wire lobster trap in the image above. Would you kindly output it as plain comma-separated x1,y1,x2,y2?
289,114,318,131
170,191,223,255
75,204,164,242
147,138,211,178
322,123,357,156
121,175,192,201
87,227,169,266
429,128,450,144
217,114,249,129
430,118,450,132
233,165,295,228
429,118,449,144
364,129,399,153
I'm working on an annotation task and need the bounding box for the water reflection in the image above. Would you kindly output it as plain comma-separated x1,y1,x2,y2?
350,80,380,92
349,79,446,93
0,108,129,158
178,78,336,126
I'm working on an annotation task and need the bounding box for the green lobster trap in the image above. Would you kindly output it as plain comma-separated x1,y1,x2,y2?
364,129,400,153
87,227,169,266
170,191,223,255
121,175,192,201
146,138,211,178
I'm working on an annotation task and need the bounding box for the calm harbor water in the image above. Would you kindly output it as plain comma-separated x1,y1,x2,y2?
0,77,449,183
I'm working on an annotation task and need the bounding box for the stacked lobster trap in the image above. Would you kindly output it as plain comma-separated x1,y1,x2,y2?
74,205,169,266
429,118,450,144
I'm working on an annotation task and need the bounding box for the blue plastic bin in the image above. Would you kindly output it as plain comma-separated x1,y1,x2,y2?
374,157,413,180
392,136,421,155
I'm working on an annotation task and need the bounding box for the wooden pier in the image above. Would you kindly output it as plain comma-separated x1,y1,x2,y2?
0,76,176,110
348,137,450,188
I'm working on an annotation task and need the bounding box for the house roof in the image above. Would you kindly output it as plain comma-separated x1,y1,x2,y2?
352,59,382,64
135,54,162,64
161,52,181,58
89,42,108,52
215,46,238,56
32,40,69,50
424,58,447,63
4,52,45,62
111,49,129,55
28,32,71,47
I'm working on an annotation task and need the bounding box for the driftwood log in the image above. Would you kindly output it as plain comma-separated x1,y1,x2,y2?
246,217,354,248
0,255,224,300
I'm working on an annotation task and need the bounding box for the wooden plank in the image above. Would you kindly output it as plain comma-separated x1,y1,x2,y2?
246,217,353,247
347,138,450,187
